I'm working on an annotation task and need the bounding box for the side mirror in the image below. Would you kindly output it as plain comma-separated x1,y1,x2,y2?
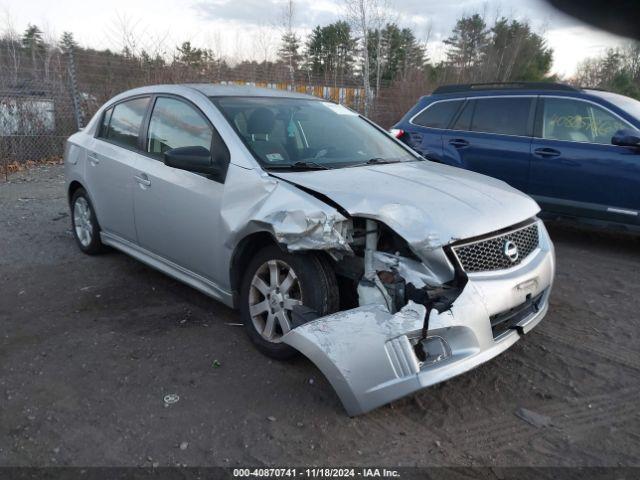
164,146,218,175
612,128,640,148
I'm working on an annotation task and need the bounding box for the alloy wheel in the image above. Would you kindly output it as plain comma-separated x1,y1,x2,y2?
73,197,93,247
248,259,303,343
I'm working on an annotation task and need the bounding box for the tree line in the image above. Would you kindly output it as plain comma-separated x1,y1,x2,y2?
2,6,639,117
575,44,640,99
276,10,555,111
1,11,554,90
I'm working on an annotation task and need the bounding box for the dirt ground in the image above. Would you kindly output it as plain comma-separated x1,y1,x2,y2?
1,164,639,468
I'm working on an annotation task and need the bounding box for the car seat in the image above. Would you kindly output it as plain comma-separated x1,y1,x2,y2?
246,108,290,163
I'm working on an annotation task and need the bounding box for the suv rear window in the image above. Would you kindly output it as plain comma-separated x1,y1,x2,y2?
412,100,462,129
471,97,534,136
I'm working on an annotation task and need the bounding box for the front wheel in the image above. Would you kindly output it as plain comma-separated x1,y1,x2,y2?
70,188,105,255
239,245,339,359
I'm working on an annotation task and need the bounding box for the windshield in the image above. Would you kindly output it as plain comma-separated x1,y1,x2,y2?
211,96,416,169
587,90,640,123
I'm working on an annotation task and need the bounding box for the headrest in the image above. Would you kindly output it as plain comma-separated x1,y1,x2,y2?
247,108,275,136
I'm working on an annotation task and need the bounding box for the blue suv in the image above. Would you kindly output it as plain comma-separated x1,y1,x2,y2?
393,82,640,232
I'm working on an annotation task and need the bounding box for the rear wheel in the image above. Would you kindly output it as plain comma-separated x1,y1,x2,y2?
240,245,339,359
71,188,105,255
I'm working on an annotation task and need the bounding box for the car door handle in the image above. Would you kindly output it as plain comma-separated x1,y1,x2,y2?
134,174,151,187
87,152,99,165
533,147,561,158
449,138,469,148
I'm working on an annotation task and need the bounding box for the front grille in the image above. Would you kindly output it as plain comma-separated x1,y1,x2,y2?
452,222,539,273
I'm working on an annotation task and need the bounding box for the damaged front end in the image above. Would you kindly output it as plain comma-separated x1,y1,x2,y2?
226,168,555,416
282,217,555,416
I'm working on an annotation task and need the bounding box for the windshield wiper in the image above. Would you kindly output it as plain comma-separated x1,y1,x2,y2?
265,161,331,170
345,157,402,168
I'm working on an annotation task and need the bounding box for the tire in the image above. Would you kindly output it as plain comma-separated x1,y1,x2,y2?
239,244,339,360
70,188,105,255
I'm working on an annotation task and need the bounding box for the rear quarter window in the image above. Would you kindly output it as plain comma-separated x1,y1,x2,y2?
412,100,463,129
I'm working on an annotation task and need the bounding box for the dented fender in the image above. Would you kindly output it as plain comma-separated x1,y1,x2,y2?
221,166,353,254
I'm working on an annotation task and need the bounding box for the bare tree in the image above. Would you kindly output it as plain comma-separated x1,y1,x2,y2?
279,0,300,85
41,24,59,82
623,42,640,79
2,11,22,85
232,29,246,63
206,31,223,61
253,24,276,64
345,0,383,114
373,0,395,98
105,13,145,57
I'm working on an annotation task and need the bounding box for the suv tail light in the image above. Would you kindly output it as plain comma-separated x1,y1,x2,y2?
389,128,405,139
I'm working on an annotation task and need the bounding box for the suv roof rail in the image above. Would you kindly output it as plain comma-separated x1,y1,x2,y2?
432,82,580,95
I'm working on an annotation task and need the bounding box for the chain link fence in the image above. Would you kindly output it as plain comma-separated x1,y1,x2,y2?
1,48,420,175
0,50,76,173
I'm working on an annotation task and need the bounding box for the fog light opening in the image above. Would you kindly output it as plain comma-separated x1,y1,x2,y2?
415,335,452,367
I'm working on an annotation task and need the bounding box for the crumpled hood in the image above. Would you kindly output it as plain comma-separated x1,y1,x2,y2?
270,160,540,251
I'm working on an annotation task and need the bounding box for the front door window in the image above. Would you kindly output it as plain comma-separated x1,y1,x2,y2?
541,97,629,144
147,97,213,156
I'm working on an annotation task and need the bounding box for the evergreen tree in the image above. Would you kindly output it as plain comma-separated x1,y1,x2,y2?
368,23,426,85
304,21,355,85
305,26,325,76
278,31,302,71
60,31,78,52
176,41,209,67
443,14,489,82
22,24,44,52
22,24,45,71
483,18,552,82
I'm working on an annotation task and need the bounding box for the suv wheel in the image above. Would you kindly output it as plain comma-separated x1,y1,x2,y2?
240,245,339,359
71,188,105,255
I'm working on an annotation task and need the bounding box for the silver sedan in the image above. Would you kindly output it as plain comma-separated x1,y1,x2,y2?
64,84,555,415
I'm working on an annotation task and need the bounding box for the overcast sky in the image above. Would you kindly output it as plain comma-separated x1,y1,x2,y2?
0,0,632,77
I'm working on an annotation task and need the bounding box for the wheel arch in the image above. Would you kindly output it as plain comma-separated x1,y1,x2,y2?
230,231,281,308
68,181,104,230
68,180,85,205
229,230,339,309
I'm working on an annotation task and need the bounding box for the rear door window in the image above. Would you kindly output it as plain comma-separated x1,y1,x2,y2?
471,97,534,136
102,97,150,149
412,100,463,129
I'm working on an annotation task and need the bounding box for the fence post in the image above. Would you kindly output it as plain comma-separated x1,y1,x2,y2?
66,45,84,130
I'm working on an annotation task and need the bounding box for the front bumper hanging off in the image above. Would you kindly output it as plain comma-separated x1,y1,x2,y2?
282,229,555,416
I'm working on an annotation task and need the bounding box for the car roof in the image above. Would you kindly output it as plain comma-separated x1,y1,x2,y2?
107,83,319,105
420,84,615,106
423,83,633,103
432,82,580,96
424,84,638,110
184,83,316,100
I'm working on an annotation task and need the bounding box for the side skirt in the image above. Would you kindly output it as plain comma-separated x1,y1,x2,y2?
101,232,234,307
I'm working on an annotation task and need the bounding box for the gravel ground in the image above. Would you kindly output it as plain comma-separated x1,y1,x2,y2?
1,164,639,467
